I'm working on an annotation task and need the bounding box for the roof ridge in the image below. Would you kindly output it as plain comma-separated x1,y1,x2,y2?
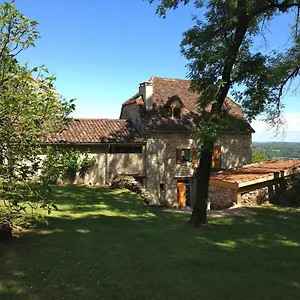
72,118,127,122
151,76,190,82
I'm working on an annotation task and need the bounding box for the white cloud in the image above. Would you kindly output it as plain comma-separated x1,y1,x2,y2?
251,113,300,142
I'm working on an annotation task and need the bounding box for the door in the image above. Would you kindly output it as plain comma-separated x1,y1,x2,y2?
212,145,221,169
177,181,186,208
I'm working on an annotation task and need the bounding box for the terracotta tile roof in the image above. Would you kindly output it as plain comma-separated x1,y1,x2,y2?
46,119,144,144
141,110,201,132
123,76,244,116
123,76,253,133
210,160,300,188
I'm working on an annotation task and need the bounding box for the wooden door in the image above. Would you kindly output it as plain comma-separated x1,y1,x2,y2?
177,181,186,208
212,145,221,169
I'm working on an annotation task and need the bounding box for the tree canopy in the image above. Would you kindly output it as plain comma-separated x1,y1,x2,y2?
0,1,75,215
148,0,300,226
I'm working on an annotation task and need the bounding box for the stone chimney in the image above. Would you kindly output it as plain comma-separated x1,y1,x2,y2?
139,81,153,110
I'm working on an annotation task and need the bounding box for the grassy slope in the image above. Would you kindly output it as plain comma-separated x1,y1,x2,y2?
0,185,300,300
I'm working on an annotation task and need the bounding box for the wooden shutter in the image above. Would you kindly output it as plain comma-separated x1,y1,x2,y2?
192,149,197,165
176,149,182,165
177,181,186,208
212,145,221,169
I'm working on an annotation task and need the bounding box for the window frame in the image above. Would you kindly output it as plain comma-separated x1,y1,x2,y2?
176,148,197,165
172,107,181,119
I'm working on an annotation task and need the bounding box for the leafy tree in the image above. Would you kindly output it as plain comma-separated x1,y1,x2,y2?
252,151,269,163
40,147,96,184
148,0,300,226
0,1,75,216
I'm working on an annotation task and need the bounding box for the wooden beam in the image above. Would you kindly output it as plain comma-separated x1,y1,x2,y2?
236,192,242,205
209,179,239,190
237,168,298,188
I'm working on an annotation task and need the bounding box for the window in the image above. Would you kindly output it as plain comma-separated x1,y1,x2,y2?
176,149,197,165
181,149,191,164
109,145,143,153
172,107,181,119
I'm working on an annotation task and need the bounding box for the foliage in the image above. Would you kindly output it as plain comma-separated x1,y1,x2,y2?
0,1,75,218
253,142,300,160
40,147,96,184
78,152,97,179
150,0,300,129
1,185,300,299
252,151,269,163
148,0,300,226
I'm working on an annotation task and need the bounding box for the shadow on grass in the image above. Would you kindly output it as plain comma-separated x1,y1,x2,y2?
0,185,300,300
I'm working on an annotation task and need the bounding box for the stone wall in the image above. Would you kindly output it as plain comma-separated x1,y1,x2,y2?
145,132,252,206
241,180,286,206
241,187,269,206
145,132,199,205
219,133,252,169
208,180,286,209
106,153,145,183
120,103,145,135
41,145,145,186
76,151,145,185
208,186,237,209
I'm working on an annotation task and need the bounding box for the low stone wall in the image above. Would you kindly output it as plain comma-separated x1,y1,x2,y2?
241,187,269,206
208,186,237,209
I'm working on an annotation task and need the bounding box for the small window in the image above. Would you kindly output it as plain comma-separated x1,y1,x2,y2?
172,107,181,119
181,149,191,164
160,183,165,191
109,145,143,153
176,149,197,165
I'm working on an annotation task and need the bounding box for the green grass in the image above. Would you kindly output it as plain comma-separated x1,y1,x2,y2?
1,185,300,300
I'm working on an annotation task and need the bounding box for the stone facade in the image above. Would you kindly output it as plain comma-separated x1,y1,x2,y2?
78,152,145,185
145,132,199,205
47,131,252,207
208,179,287,209
219,133,252,169
120,103,145,135
143,132,252,206
45,144,146,186
241,187,269,206
208,186,237,209
240,180,286,206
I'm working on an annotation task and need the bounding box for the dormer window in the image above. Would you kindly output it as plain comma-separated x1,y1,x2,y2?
172,107,181,119
167,96,184,119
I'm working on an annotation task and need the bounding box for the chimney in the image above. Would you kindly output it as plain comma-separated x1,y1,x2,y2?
139,81,153,110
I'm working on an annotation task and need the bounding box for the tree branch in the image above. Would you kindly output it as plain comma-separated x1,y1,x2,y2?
278,65,300,99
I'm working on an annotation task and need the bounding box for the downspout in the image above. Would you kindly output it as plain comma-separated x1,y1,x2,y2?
105,145,109,185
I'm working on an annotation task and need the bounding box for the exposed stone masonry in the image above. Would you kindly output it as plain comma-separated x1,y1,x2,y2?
208,186,237,209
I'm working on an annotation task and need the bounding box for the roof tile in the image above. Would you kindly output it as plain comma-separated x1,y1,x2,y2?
46,119,144,144
123,76,253,132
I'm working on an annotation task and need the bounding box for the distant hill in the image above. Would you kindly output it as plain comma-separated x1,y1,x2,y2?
253,142,300,160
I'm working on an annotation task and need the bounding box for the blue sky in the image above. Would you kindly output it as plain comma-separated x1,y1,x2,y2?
9,0,300,142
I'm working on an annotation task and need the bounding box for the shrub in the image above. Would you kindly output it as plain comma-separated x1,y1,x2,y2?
40,147,95,184
252,151,269,163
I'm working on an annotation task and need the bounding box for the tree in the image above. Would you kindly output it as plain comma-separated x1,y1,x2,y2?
0,1,75,216
148,0,300,227
252,151,269,163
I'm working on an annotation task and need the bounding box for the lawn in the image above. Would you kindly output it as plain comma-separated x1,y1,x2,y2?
1,185,300,300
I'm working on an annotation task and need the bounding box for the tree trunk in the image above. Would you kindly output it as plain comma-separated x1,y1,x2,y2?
187,2,250,228
188,141,213,227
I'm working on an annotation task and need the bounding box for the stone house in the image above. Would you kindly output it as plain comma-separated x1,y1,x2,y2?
47,76,254,207
119,76,253,206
